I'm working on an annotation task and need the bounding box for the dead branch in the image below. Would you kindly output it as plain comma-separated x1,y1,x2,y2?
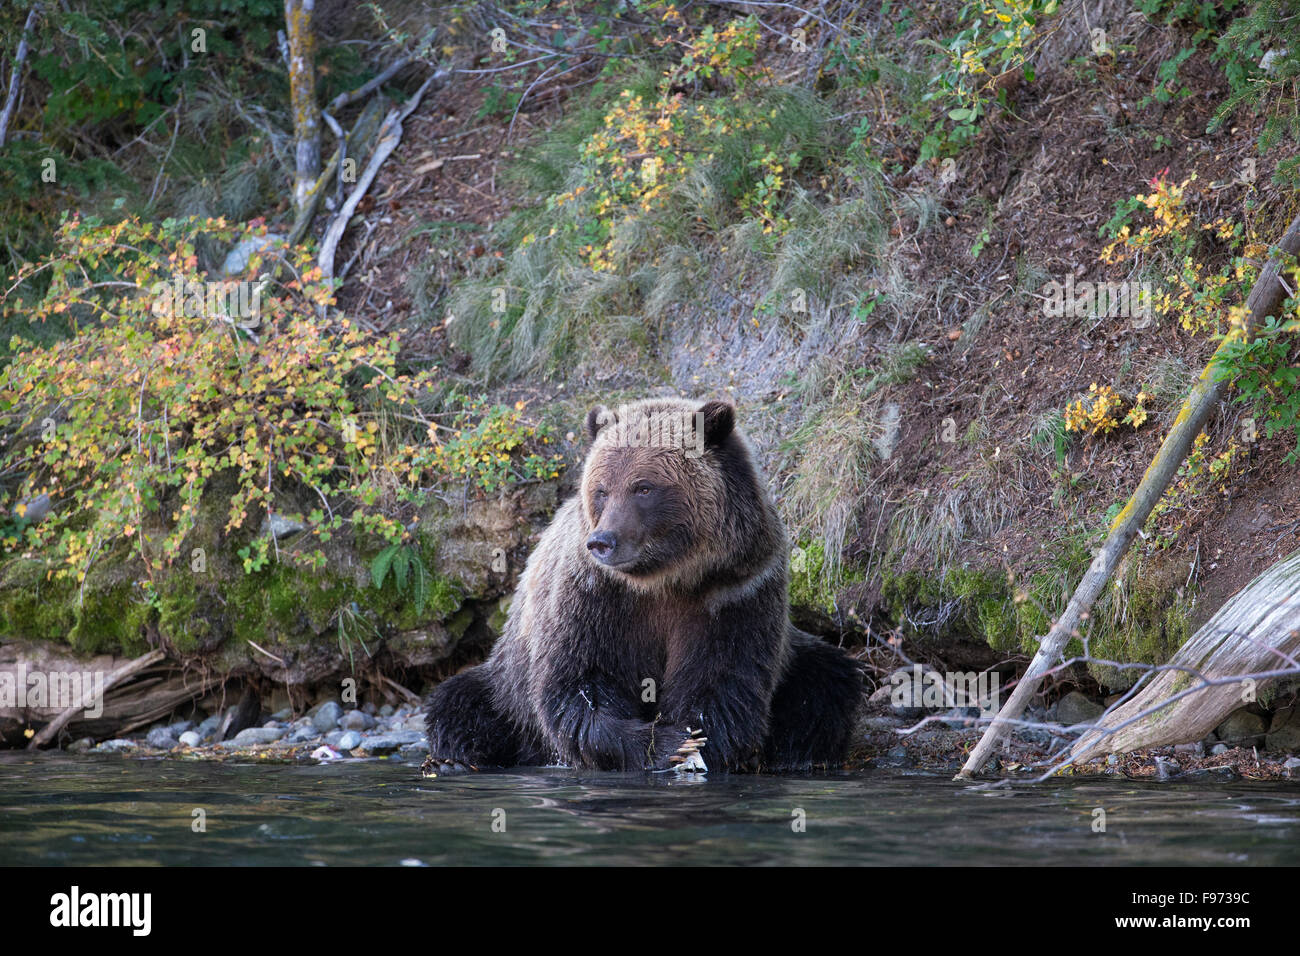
956,212,1300,780
28,648,165,749
0,4,41,149
318,71,444,279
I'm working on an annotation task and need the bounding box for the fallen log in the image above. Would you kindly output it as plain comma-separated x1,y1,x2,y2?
956,211,1300,779
1067,547,1300,765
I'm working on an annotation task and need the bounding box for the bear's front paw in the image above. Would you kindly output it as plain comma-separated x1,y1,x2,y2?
667,727,708,773
420,755,476,778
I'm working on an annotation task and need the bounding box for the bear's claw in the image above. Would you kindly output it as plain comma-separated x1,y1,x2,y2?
420,755,475,777
667,727,708,773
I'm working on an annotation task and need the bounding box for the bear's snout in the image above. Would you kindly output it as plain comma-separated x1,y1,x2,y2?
586,530,617,562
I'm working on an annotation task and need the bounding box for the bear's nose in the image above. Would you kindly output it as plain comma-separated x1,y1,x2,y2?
586,531,616,560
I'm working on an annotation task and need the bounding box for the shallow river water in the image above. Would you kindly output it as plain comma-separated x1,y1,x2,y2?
2,754,1298,865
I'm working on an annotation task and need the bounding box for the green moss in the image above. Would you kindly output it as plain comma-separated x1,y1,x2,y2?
876,541,1194,690
789,540,863,615
0,557,77,639
68,566,149,656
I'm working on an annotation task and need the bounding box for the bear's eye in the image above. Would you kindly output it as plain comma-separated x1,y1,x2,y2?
633,484,654,497
594,487,607,501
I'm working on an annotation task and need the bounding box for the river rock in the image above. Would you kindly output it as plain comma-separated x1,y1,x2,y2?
260,513,306,540
94,739,138,753
337,730,363,751
857,715,905,733
198,714,222,739
168,720,195,736
179,731,202,747
1057,691,1105,727
146,728,179,750
339,709,374,731
289,725,318,743
359,731,423,755
67,737,95,754
400,740,430,757
1211,743,1230,755
1283,757,1300,779
222,233,285,276
1215,709,1267,747
1265,706,1300,752
229,726,286,746
313,701,342,732
380,704,395,717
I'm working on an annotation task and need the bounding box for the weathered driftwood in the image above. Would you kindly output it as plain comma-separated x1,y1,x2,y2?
286,96,385,247
1,642,221,746
27,647,164,748
956,212,1300,779
1068,548,1300,764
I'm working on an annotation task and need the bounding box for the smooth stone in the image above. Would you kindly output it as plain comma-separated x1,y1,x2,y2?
359,731,423,755
146,728,179,750
1215,709,1267,746
94,739,138,753
339,709,374,731
337,731,363,751
1057,691,1105,727
229,726,286,746
259,513,306,540
272,707,293,722
289,726,319,743
198,715,222,738
1211,743,1230,755
380,704,394,717
167,720,195,736
362,702,377,715
67,737,95,754
1283,757,1300,778
179,731,202,747
1265,706,1300,752
325,731,345,748
313,701,342,732
222,233,285,276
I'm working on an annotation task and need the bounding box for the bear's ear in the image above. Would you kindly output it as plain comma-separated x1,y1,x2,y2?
697,400,735,447
585,405,612,441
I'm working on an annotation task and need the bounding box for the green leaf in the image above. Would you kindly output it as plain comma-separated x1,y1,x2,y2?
393,547,409,590
370,543,400,589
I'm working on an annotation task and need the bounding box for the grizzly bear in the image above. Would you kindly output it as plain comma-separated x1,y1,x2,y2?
422,397,862,774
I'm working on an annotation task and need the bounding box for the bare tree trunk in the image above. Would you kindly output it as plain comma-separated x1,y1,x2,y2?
955,212,1300,780
284,0,321,216
0,4,41,149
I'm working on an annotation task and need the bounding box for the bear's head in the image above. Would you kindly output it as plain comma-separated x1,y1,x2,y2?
579,397,746,584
